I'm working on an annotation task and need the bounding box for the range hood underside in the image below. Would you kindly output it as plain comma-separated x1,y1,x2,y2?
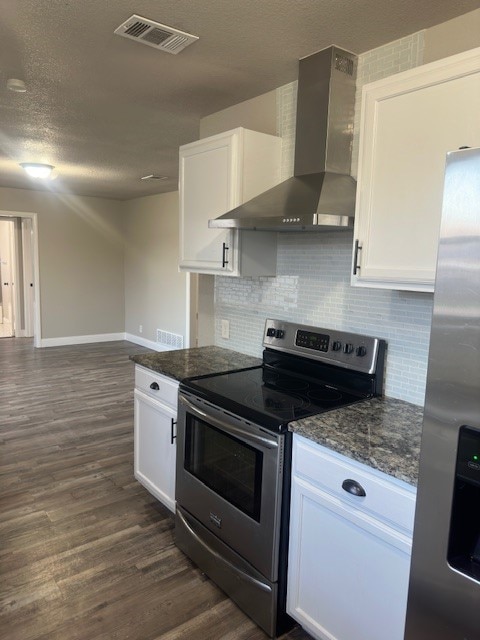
209,172,356,231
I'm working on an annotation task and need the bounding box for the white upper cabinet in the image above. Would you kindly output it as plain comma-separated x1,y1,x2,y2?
352,47,480,291
179,127,281,276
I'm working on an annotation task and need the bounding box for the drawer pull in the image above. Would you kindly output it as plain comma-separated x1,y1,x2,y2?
342,478,366,497
149,382,160,391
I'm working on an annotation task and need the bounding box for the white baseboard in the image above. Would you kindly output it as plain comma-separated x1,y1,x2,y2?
39,332,126,348
125,333,171,352
38,332,180,350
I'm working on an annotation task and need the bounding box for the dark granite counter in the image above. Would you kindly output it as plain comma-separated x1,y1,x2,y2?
289,396,423,487
132,346,422,487
130,346,262,382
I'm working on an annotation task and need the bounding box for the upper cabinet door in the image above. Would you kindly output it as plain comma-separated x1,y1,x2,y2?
180,131,239,275
179,128,281,277
352,48,480,292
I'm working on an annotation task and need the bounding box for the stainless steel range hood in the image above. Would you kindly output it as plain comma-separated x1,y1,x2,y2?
209,45,358,232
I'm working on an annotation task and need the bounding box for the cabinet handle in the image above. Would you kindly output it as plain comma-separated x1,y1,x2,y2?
171,418,177,445
222,242,229,268
342,478,366,497
353,239,362,275
149,382,160,391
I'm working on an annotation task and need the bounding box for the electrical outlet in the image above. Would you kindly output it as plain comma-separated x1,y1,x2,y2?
139,325,143,334
221,319,230,339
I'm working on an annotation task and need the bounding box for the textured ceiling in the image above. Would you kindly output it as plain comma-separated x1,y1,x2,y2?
0,0,479,200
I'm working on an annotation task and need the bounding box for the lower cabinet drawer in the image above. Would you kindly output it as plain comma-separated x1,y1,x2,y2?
134,365,179,408
293,434,416,534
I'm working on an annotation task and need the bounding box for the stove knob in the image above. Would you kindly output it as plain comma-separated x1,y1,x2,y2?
356,346,367,357
343,343,354,355
275,329,285,339
266,327,276,337
332,341,342,351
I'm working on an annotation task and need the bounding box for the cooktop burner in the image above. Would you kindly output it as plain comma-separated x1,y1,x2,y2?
182,366,363,430
180,319,386,432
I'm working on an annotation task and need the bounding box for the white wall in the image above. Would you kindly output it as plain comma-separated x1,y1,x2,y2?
0,187,125,341
200,90,277,139
424,8,480,64
0,186,189,348
123,191,188,348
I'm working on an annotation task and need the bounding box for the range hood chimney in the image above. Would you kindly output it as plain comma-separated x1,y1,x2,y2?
209,45,358,232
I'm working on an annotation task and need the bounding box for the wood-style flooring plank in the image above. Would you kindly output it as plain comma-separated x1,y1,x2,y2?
0,338,312,639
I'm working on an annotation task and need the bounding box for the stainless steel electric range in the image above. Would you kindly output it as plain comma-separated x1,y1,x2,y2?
175,319,386,637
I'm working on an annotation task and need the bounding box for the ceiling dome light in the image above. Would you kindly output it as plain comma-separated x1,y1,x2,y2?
7,78,27,93
20,163,54,178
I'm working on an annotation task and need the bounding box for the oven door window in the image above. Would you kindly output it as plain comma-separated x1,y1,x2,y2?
184,416,263,522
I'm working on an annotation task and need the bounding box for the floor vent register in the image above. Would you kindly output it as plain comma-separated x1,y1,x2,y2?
156,329,184,350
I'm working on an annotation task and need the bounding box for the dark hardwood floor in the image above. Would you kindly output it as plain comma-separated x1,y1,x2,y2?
0,338,312,640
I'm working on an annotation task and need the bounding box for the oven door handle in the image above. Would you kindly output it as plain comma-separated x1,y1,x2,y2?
179,394,279,450
176,507,272,594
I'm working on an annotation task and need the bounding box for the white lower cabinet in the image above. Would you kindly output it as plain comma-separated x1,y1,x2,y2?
133,366,178,513
287,434,416,640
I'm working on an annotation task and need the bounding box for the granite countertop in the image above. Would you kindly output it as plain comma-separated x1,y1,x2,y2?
132,346,423,487
289,396,423,487
130,346,262,382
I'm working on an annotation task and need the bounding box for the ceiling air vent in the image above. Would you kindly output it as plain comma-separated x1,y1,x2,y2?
114,15,198,54
335,52,354,76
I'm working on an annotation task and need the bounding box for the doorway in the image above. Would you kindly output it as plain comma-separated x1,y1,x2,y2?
0,219,15,337
187,273,215,348
0,212,41,345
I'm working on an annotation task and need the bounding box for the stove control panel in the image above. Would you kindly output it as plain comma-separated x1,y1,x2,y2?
296,330,329,352
263,319,386,375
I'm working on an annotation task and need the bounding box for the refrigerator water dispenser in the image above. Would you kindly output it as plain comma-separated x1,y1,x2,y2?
448,425,480,582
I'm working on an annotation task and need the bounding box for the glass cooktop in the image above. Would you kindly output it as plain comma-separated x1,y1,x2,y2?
181,366,364,431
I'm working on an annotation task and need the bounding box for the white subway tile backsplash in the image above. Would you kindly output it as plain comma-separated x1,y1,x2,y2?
216,233,433,406
214,33,431,407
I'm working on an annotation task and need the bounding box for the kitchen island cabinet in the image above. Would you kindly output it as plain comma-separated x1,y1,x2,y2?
287,434,417,640
352,47,480,292
179,127,281,276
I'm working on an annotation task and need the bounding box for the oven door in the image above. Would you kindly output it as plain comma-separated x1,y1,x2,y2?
176,391,286,581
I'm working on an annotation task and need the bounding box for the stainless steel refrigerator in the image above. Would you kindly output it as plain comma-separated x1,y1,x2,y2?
404,146,480,639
